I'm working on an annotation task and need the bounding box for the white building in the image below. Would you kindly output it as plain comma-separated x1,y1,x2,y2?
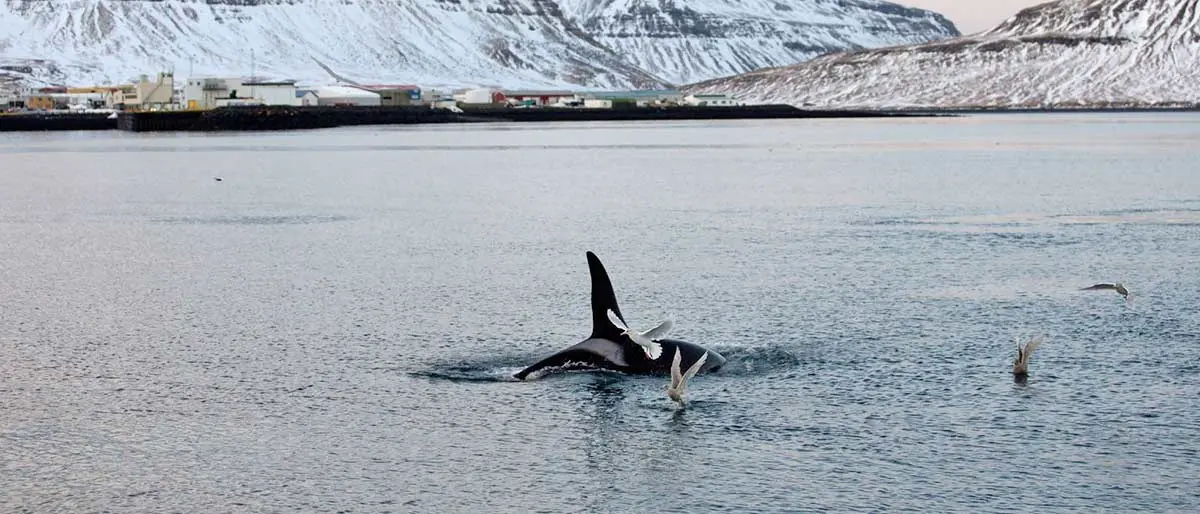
183,77,300,109
458,88,496,104
243,80,298,106
579,89,684,107
297,89,319,106
215,98,265,107
311,85,380,106
184,77,243,110
583,98,612,109
65,93,106,109
683,93,738,107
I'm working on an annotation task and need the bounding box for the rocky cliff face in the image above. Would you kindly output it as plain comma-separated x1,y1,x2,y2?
559,0,959,85
683,0,1200,108
0,0,957,90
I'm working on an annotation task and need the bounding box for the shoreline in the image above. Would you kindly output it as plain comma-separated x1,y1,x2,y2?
875,106,1200,114
116,104,943,132
1,104,1195,133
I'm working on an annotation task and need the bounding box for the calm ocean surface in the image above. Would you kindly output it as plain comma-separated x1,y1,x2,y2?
2,114,1199,513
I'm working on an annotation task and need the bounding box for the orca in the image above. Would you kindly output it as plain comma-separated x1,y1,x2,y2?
513,251,726,380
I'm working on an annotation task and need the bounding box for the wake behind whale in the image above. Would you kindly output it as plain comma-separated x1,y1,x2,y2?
409,252,816,383
512,251,725,380
412,345,802,384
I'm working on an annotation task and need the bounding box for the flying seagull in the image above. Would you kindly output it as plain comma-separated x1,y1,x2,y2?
668,347,708,407
606,309,670,360
1012,334,1045,379
1081,282,1129,299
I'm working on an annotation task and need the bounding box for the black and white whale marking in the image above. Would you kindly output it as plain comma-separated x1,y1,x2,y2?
513,251,726,380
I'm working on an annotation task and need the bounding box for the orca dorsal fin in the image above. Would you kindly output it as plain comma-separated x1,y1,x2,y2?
586,251,626,340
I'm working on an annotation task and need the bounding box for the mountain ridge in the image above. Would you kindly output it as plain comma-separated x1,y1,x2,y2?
0,0,957,91
681,0,1200,108
560,0,958,85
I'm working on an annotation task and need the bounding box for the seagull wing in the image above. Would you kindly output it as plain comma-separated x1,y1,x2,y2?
606,309,628,331
1024,335,1045,357
670,347,683,388
641,320,673,341
620,329,662,360
636,336,663,360
680,351,709,389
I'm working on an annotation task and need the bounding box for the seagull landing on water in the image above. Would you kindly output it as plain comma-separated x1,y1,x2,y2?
668,347,708,407
1081,282,1129,300
606,309,671,360
1012,334,1045,379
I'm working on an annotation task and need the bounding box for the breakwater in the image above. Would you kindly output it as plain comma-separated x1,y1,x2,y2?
117,105,472,132
0,111,116,132
458,104,916,122
116,104,928,132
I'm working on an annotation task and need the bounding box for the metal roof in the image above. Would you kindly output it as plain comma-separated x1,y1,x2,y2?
582,89,683,99
354,84,421,91
500,90,576,96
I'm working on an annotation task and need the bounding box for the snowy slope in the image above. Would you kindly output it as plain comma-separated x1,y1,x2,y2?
0,0,667,90
683,0,1200,108
0,0,957,91
561,0,959,85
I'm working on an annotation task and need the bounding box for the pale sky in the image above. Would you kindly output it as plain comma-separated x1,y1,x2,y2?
899,0,1049,34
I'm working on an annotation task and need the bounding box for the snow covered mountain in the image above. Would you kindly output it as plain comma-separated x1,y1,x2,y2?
684,0,1200,108
559,0,959,85
0,0,957,91
0,0,667,90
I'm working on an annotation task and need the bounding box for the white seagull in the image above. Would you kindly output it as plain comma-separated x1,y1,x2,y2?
606,309,671,360
1081,282,1130,300
668,347,708,407
1012,334,1045,378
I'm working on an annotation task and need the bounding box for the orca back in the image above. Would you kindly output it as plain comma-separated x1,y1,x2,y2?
512,252,726,380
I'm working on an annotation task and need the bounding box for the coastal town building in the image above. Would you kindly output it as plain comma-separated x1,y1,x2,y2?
25,94,60,110
297,89,319,106
456,88,503,105
6,69,740,115
108,72,175,110
583,98,613,109
184,77,300,109
18,87,108,110
499,90,576,107
581,89,684,107
352,85,421,106
683,93,738,107
243,80,299,106
185,77,241,109
310,85,381,106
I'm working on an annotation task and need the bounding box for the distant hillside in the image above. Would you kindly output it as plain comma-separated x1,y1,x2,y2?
0,0,956,90
559,0,958,86
683,0,1200,108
